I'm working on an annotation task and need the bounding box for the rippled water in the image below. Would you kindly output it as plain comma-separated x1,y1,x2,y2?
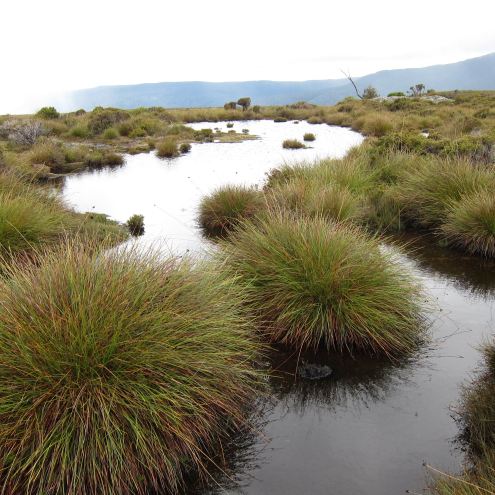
61,120,495,495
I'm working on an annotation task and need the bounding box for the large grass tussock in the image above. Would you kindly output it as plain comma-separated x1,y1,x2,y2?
217,212,424,356
0,243,261,494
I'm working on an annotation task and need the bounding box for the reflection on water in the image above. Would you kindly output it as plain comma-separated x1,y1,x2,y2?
62,120,363,255
61,121,495,495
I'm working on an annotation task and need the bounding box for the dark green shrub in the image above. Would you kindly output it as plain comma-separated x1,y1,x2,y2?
179,143,191,154
0,242,261,494
237,97,251,111
226,123,234,128
387,92,406,97
36,106,60,119
88,109,128,135
362,86,379,99
126,214,145,236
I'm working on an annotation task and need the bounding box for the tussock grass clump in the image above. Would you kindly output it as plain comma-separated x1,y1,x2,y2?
218,212,424,355
282,139,306,150
156,138,179,158
303,133,316,142
268,178,362,223
441,190,495,257
102,127,119,140
198,185,265,238
0,176,70,254
28,139,65,168
0,243,261,495
396,157,495,227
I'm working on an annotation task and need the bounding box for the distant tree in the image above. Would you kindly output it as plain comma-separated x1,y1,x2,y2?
409,83,426,97
224,101,237,110
237,97,251,111
341,70,366,99
362,86,379,99
36,106,60,119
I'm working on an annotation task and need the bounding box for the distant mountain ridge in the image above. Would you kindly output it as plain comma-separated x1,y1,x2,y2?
65,52,495,110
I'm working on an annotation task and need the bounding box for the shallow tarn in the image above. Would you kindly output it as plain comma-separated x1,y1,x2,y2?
62,120,495,494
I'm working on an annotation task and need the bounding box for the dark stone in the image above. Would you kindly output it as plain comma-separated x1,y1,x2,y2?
297,363,333,380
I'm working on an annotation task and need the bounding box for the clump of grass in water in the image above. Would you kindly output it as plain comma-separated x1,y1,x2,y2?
216,211,425,356
441,189,495,258
198,185,265,238
303,133,316,142
282,139,306,149
156,138,179,158
0,241,262,495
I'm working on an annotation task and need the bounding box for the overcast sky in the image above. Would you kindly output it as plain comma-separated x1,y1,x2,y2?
1,0,494,113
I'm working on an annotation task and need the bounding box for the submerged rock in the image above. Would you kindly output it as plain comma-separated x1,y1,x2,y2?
297,363,333,380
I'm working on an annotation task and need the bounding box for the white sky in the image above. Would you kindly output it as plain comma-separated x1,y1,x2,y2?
1,0,494,114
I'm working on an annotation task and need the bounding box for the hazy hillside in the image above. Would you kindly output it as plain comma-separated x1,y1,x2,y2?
66,52,495,110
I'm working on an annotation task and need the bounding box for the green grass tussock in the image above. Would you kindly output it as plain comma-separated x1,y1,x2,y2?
0,242,262,494
156,138,179,158
441,190,495,257
268,178,362,223
303,133,316,142
217,212,424,356
395,157,495,228
282,139,306,149
198,185,265,238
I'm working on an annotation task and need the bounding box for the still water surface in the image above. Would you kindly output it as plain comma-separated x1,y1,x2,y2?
62,120,495,495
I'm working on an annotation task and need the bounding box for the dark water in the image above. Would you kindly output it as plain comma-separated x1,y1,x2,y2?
202,236,495,495
61,122,495,495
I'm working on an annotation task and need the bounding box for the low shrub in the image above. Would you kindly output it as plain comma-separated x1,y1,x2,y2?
303,133,316,142
88,108,128,136
387,92,406,97
0,242,261,494
126,213,145,236
282,139,305,149
441,190,495,258
274,117,288,123
179,142,191,154
226,123,234,128
36,106,60,119
156,138,179,158
217,212,424,355
198,185,265,238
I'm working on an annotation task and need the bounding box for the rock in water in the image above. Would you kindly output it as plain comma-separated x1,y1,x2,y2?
297,363,333,380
